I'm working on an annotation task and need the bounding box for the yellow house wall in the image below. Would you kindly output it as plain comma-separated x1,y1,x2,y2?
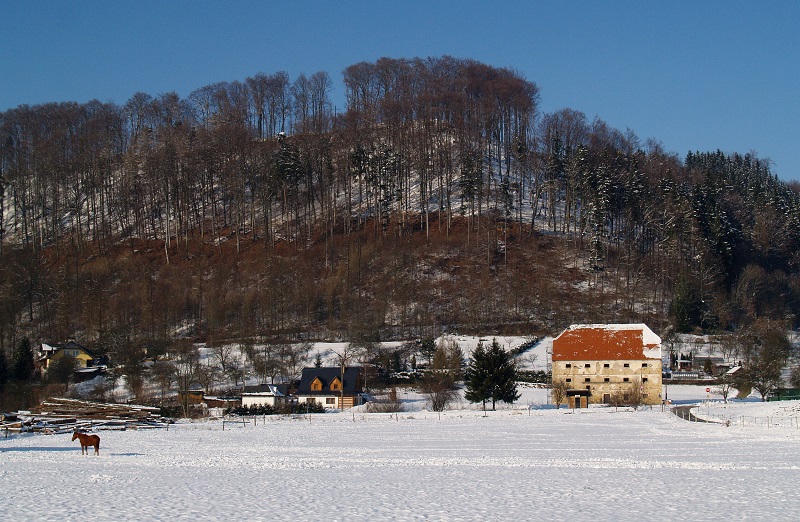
47,350,93,369
552,359,663,405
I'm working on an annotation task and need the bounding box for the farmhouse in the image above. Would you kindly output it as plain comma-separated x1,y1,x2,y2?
552,324,663,407
296,366,368,409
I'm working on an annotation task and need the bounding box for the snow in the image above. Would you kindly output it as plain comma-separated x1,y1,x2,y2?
4,386,800,520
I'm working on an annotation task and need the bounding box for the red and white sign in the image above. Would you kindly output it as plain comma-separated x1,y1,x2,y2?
706,387,711,393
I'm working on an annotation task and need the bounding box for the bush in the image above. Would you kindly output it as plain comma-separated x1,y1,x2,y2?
509,337,539,357
159,404,182,419
517,370,550,383
366,386,404,413
224,402,325,416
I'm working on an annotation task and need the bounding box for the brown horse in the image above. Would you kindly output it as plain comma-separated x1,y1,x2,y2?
72,431,101,456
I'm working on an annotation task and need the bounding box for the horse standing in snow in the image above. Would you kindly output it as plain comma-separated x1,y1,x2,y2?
72,431,101,455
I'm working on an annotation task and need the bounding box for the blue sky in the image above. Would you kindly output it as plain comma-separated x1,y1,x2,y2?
2,1,798,181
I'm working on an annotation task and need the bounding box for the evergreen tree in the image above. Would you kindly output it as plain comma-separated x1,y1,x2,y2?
0,346,8,394
669,274,705,333
419,337,436,365
464,339,520,411
464,341,491,410
11,337,35,382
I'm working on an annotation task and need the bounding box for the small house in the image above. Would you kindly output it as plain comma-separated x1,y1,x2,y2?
296,366,367,409
241,383,289,408
39,341,96,374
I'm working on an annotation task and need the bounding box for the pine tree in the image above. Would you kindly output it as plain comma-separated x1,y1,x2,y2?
11,337,35,382
0,346,8,394
464,341,491,410
464,339,520,411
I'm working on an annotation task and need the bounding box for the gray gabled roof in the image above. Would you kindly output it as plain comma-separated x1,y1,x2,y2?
297,367,363,395
242,383,286,397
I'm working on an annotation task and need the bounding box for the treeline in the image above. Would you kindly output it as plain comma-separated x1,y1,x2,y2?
0,56,538,254
1,56,799,355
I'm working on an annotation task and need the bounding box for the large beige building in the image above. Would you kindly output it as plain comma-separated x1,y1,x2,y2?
552,324,662,407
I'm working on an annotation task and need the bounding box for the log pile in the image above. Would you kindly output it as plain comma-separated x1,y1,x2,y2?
3,398,171,435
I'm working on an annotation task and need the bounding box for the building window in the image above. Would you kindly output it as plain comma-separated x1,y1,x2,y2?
565,363,572,368
584,363,591,368
642,377,649,383
603,363,610,368
623,377,630,382
585,386,591,390
584,377,590,383
623,363,630,368
604,378,610,382
642,363,649,367
326,398,336,405
566,378,572,383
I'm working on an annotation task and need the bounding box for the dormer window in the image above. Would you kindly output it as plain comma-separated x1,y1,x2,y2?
311,377,323,391
330,377,342,391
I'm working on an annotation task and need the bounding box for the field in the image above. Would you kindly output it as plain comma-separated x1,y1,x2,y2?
3,386,800,521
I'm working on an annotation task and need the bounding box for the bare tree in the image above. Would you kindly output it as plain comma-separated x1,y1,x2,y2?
421,342,460,412
150,360,174,405
277,342,312,382
551,379,568,409
716,374,734,403
209,342,235,373
610,381,643,411
171,340,200,417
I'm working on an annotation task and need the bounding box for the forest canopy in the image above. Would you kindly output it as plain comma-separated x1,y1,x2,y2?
1,56,798,354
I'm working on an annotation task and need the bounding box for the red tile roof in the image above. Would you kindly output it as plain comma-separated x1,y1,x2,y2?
552,324,661,361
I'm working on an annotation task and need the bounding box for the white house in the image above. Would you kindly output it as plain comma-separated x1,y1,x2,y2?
241,384,287,408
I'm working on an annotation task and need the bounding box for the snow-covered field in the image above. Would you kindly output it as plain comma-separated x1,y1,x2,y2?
3,386,800,521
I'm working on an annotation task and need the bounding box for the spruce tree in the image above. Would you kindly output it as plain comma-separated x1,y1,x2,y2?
11,337,35,382
464,341,491,411
0,346,8,394
465,339,520,411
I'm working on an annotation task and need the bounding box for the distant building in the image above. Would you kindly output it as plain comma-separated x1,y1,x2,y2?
241,383,289,408
296,367,368,409
552,324,663,407
39,341,96,375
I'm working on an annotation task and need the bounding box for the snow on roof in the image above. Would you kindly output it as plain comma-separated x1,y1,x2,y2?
242,384,285,397
553,324,661,361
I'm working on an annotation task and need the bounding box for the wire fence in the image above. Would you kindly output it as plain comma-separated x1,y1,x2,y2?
676,407,800,429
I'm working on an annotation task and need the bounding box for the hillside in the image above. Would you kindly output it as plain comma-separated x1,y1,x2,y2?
2,56,800,355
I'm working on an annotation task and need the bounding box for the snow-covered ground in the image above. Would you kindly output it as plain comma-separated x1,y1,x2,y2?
4,386,800,521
